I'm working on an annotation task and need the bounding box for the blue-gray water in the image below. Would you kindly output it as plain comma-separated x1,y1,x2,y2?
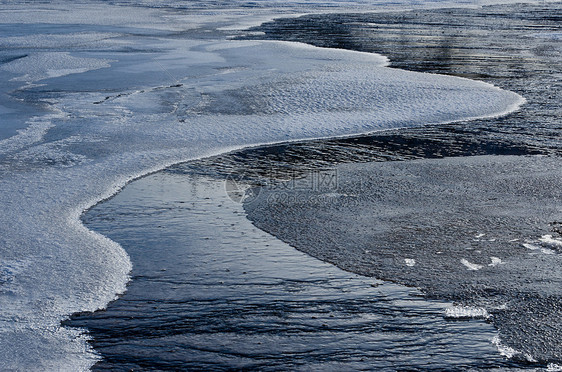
67,3,561,370
70,172,518,370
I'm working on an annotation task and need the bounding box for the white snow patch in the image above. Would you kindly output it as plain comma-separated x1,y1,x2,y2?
461,258,483,271
523,243,541,250
0,116,57,155
492,336,520,359
488,257,504,267
540,234,562,248
548,363,562,372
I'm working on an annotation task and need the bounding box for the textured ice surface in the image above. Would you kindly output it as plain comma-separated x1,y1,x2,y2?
244,155,562,364
2,52,114,82
0,1,526,370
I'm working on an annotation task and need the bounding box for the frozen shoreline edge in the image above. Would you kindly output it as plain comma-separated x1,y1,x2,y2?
0,4,530,370
71,49,525,372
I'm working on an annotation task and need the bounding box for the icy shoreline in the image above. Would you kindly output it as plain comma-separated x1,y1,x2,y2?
0,2,529,370
66,169,516,370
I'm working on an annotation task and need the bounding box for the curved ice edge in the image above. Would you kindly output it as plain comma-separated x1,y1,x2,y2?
86,77,525,214
491,335,544,364
491,336,562,366
0,34,519,369
0,4,536,370
33,2,530,367
67,90,525,371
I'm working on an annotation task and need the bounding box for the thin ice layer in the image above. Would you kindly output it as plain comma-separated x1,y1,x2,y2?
244,155,562,363
0,4,526,371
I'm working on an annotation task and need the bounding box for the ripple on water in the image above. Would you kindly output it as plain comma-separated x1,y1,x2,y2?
68,172,517,370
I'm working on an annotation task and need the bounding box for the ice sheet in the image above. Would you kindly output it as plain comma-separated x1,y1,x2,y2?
2,52,114,82
0,2,527,370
